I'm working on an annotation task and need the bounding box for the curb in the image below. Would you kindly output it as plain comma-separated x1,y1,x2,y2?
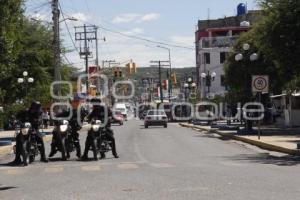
180,123,300,156
0,135,52,155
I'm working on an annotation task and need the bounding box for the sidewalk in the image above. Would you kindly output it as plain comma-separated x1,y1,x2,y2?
180,123,300,156
0,127,53,155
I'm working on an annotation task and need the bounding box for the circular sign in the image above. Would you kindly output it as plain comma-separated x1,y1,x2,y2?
253,76,267,91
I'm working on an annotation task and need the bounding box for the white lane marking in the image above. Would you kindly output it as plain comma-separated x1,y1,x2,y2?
81,165,101,172
150,163,175,168
6,169,26,175
117,163,139,170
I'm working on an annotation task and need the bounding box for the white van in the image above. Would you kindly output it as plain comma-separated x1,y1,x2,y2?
114,103,128,120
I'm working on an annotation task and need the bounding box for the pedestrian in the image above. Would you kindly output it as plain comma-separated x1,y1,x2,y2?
42,109,49,129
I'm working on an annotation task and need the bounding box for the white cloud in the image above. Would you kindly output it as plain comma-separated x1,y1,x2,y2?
139,13,160,22
30,13,49,21
112,13,140,24
123,28,144,35
112,13,160,24
71,12,91,22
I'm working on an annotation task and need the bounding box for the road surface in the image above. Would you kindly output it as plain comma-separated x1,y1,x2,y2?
0,119,300,200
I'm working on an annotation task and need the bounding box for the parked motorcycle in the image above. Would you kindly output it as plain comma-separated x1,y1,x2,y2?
14,122,39,165
97,126,112,156
51,120,76,160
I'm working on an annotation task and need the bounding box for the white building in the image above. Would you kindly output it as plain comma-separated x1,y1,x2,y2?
195,10,260,99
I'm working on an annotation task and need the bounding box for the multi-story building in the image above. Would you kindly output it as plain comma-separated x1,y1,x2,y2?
195,6,260,99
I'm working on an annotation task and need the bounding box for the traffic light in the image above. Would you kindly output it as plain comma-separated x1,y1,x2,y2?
119,70,123,78
114,68,118,78
126,63,131,74
132,62,137,74
171,73,177,84
126,61,137,74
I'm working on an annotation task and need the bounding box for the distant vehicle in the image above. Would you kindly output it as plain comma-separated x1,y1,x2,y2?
115,103,128,120
111,111,124,125
140,110,148,120
125,103,131,111
144,110,168,128
138,104,155,120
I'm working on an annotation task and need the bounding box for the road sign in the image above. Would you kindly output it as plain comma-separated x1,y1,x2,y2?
252,75,269,93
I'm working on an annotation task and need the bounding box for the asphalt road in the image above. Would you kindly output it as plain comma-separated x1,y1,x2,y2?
0,118,300,200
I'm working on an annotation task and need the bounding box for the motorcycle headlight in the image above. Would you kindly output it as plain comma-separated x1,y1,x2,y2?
21,128,29,135
92,125,100,132
59,125,68,133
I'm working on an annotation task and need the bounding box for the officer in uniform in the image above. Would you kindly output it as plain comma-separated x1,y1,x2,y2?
12,101,48,165
81,98,119,160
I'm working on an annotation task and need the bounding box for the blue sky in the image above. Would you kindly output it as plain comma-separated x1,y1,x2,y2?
25,0,258,69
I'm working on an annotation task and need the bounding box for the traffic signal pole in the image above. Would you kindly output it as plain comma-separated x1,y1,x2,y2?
150,60,170,103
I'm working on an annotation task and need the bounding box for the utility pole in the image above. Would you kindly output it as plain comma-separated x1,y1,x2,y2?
52,0,60,96
75,25,97,95
150,60,170,103
102,60,119,106
157,46,172,101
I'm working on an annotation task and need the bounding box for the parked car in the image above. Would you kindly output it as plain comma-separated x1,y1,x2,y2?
144,110,168,128
111,111,124,125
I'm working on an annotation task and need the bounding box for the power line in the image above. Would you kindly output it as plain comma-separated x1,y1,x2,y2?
59,2,80,54
98,26,195,50
62,54,72,65
26,1,51,14
65,15,195,51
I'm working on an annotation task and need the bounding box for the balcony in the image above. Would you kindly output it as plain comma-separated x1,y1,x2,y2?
200,36,239,49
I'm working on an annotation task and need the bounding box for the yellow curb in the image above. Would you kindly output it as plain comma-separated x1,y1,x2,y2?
0,135,52,155
0,145,13,155
179,123,300,156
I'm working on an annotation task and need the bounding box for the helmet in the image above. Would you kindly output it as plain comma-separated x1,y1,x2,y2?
30,101,41,110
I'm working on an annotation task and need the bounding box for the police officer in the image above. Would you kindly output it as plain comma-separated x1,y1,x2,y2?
81,98,119,160
49,108,83,160
11,101,48,165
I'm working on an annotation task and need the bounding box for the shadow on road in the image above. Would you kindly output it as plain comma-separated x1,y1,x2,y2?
193,133,232,141
226,153,300,166
0,186,17,191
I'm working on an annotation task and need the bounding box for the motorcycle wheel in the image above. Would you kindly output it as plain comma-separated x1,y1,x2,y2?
61,137,68,160
22,140,30,165
29,154,35,163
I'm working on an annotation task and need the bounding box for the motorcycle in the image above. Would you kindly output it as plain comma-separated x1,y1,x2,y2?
14,122,39,165
97,126,112,156
51,120,76,160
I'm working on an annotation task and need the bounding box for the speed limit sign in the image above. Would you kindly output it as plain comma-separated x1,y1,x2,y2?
252,75,269,93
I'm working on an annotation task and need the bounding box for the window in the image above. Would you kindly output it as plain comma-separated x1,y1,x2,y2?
204,53,210,64
220,52,226,64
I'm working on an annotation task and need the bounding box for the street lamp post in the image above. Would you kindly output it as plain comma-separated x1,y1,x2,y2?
18,71,34,99
235,43,258,133
201,71,216,99
183,77,196,101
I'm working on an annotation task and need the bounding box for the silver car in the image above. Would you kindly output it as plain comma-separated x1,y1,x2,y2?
144,110,168,128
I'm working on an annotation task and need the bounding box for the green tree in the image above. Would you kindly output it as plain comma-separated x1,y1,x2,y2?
0,0,24,104
225,0,300,103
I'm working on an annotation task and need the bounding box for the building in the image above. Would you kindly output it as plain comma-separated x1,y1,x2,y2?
195,4,260,99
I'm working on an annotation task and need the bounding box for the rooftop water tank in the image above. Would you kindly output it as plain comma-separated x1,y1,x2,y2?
237,3,247,16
